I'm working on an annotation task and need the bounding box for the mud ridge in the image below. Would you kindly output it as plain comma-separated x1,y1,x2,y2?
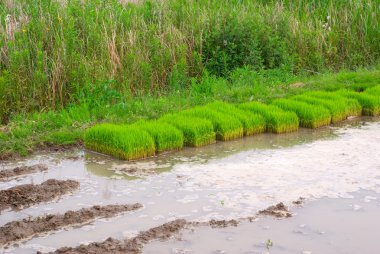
0,164,48,181
43,219,187,254
0,203,143,247
0,179,79,212
258,202,292,218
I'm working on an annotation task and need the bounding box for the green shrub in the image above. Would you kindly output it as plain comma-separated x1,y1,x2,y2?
159,114,215,147
238,102,299,133
272,99,331,128
336,90,380,116
206,101,266,135
133,120,183,152
180,106,243,141
84,124,156,160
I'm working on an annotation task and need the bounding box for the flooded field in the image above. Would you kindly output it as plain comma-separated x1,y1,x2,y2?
1,117,379,253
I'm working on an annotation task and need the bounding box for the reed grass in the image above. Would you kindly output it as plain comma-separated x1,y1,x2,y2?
133,120,183,153
272,99,331,128
238,102,299,133
84,124,155,160
336,90,380,116
180,107,243,141
206,101,266,136
159,114,215,147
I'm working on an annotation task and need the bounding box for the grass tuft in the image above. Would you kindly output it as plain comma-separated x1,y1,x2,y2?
335,90,380,116
133,120,183,153
84,124,156,160
238,102,299,133
272,99,331,128
180,107,243,141
365,85,380,96
159,114,215,147
206,101,266,136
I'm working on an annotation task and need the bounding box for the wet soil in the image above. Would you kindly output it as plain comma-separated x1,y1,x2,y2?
208,219,239,228
258,202,292,218
0,179,79,212
44,219,187,254
0,164,48,181
0,203,143,247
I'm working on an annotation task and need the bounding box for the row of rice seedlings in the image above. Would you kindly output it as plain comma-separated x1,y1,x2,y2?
238,102,299,133
84,123,156,160
159,114,216,147
305,91,362,117
272,99,331,128
133,120,184,153
335,89,380,116
205,101,266,136
180,106,244,141
365,85,380,96
292,94,352,123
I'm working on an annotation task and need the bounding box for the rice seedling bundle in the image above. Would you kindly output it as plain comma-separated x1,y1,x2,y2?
238,102,299,133
305,91,362,117
365,85,380,96
84,124,156,160
292,94,351,123
180,107,244,141
206,101,266,136
159,114,215,147
272,99,331,128
335,90,380,116
133,120,184,153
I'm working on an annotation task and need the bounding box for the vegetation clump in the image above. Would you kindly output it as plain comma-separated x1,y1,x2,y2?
292,94,353,123
238,102,299,133
272,99,331,128
180,107,243,141
84,124,155,160
205,101,266,136
159,114,215,147
365,85,380,96
133,121,183,153
336,90,380,116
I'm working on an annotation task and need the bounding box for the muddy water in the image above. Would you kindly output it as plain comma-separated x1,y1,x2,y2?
0,117,379,253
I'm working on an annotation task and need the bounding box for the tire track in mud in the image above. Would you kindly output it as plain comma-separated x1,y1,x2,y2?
0,164,48,181
0,179,79,212
0,203,143,247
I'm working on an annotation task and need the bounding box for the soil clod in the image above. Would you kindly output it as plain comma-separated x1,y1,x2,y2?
258,202,292,218
43,219,187,254
209,219,239,228
0,179,79,212
293,197,305,205
0,164,48,181
0,203,143,247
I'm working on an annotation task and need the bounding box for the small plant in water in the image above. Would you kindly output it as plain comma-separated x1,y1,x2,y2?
266,239,273,252
220,200,225,206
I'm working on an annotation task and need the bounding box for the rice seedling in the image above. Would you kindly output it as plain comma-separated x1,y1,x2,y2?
206,101,266,136
292,94,353,123
133,120,184,153
365,85,380,96
335,90,380,116
303,91,362,117
159,114,215,147
238,102,299,133
180,106,244,141
84,123,156,160
272,99,331,128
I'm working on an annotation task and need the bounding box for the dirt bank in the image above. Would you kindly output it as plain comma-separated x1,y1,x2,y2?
0,164,48,181
0,203,143,247
0,179,79,212
42,219,187,254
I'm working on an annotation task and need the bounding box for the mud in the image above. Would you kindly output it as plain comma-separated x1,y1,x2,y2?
44,219,187,254
0,164,48,181
0,203,143,247
0,179,79,212
258,202,292,218
208,219,239,228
